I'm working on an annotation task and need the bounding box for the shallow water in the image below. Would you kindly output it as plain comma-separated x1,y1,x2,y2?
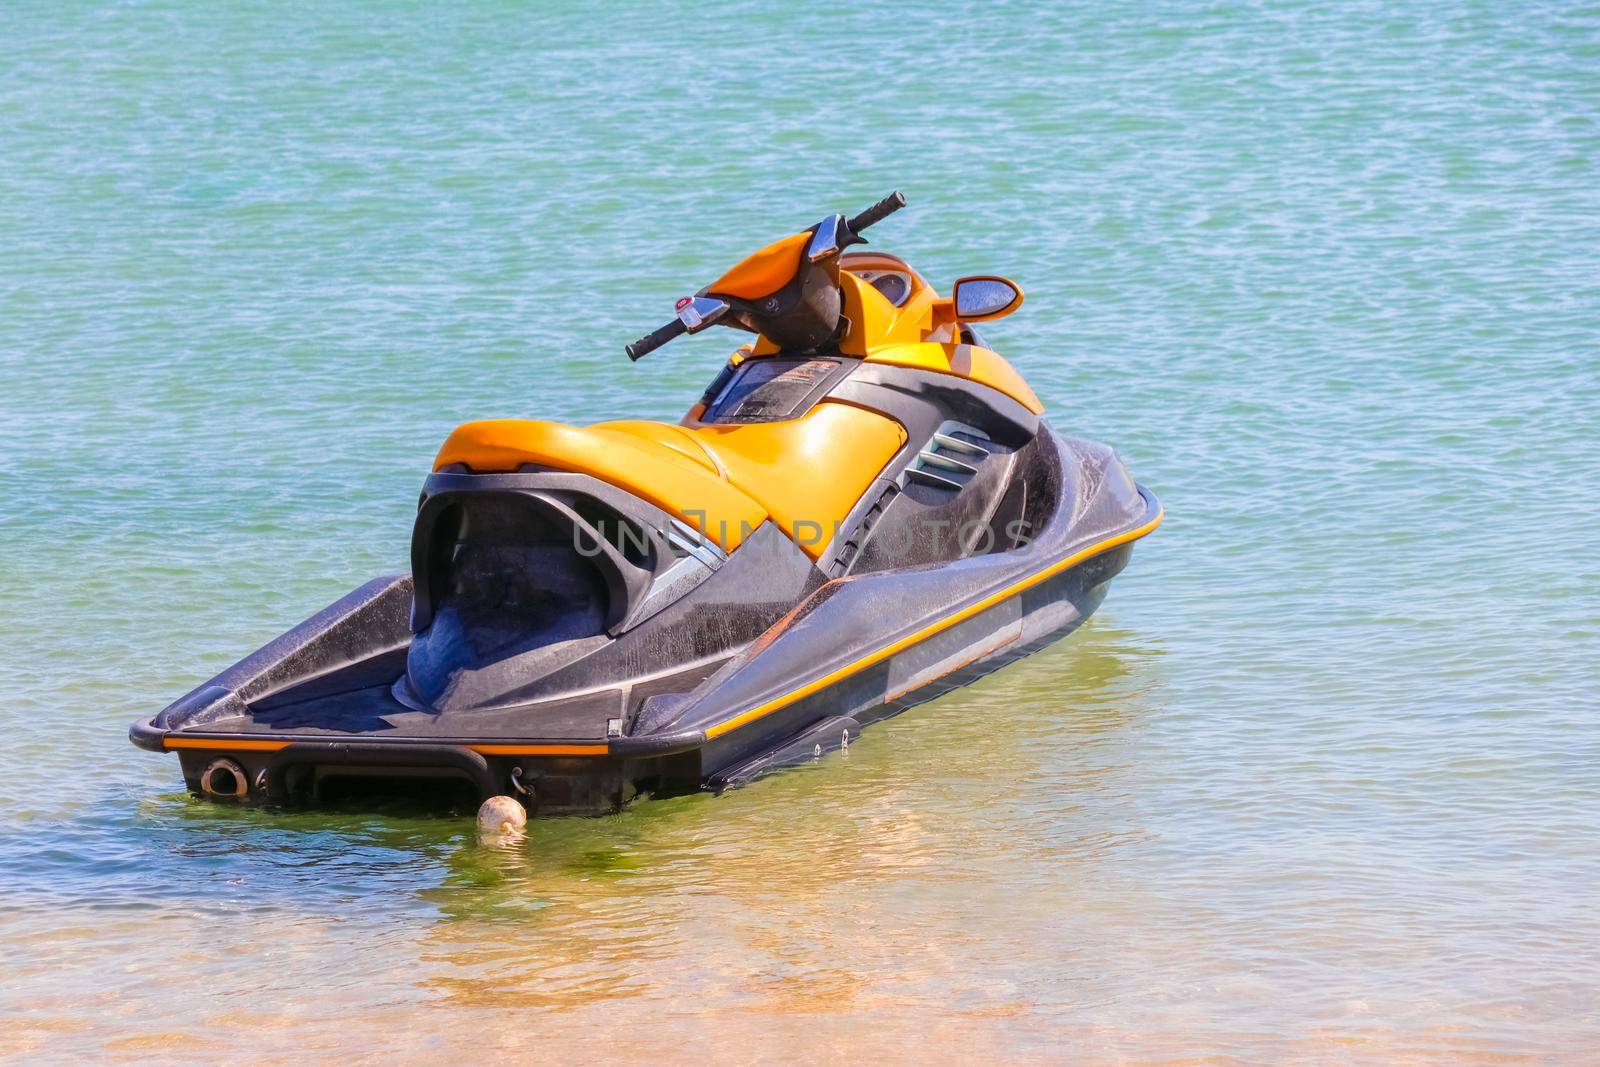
2,1,1598,1061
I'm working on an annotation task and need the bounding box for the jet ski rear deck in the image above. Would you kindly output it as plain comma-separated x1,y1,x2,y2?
131,193,1161,814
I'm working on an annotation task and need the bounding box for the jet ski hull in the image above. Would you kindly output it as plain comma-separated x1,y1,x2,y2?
131,482,1159,813
131,195,1165,816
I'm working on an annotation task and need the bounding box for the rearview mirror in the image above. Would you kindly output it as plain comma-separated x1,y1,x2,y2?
952,276,1024,321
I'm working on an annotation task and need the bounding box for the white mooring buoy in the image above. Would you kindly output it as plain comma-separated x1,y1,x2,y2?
476,795,527,837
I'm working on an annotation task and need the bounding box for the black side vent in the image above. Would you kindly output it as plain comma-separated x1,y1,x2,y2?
904,427,991,493
828,483,900,577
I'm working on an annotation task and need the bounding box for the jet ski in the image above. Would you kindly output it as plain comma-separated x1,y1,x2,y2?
131,192,1162,814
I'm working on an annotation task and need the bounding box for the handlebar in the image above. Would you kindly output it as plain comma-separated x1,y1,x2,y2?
626,191,906,359
625,317,687,361
846,190,906,237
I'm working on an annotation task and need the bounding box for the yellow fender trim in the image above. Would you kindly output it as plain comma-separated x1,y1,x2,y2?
163,737,610,757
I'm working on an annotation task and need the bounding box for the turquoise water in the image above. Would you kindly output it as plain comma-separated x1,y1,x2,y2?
3,1,1598,1059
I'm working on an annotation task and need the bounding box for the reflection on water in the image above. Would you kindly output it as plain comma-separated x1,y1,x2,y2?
464,631,1151,1039
2,632,1168,1058
5,0,1600,1058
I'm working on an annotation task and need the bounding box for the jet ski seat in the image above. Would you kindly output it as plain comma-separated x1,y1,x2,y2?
434,400,906,558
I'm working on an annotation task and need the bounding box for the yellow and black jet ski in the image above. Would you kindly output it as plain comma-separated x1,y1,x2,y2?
131,193,1162,813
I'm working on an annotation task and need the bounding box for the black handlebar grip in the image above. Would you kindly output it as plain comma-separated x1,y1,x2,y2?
626,317,688,360
846,190,907,236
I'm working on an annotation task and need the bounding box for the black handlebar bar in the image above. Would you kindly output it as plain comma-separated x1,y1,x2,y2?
627,191,906,359
625,317,687,361
846,190,906,237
